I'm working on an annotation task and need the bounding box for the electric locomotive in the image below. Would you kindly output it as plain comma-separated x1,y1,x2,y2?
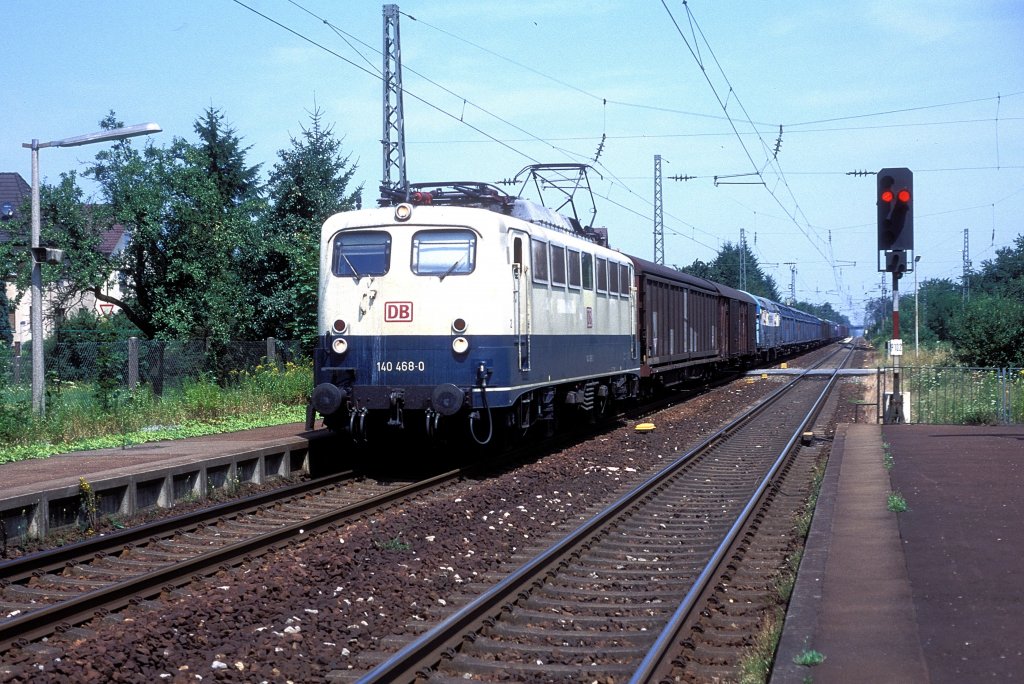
307,182,640,446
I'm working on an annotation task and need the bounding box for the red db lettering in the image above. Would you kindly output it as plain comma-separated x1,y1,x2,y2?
385,301,413,322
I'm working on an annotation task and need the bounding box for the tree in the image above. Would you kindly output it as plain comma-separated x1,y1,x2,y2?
975,233,1024,300
244,106,362,346
678,241,781,301
0,287,11,345
193,107,262,209
78,111,254,341
949,294,1024,367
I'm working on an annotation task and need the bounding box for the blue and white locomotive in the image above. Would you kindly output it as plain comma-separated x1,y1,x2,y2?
307,182,640,445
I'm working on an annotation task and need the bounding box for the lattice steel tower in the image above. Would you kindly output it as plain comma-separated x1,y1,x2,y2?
382,4,407,197
653,155,664,264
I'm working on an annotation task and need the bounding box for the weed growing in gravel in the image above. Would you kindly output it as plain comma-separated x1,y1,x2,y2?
795,457,827,539
773,549,803,604
79,477,99,533
738,608,783,684
375,536,412,552
887,491,908,512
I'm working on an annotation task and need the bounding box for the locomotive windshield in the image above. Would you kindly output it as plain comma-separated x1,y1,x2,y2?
332,231,391,277
412,229,477,278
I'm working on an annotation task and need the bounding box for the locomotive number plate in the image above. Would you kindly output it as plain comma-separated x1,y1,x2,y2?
376,361,426,372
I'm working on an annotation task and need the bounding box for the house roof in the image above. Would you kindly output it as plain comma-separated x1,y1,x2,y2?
98,225,128,257
0,172,30,242
0,176,127,256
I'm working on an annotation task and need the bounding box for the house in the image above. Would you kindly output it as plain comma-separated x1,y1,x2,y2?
1,171,127,348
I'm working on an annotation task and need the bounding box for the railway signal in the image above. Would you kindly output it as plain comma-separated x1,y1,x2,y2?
877,167,913,252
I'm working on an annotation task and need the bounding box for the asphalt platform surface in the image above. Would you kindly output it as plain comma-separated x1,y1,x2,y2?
772,423,1024,683
0,422,319,499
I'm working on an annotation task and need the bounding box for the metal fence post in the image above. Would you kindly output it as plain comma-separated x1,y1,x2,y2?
128,337,139,390
1000,368,1008,425
266,337,277,368
13,344,22,385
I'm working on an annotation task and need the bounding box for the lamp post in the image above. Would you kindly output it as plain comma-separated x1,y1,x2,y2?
22,123,161,417
914,254,922,360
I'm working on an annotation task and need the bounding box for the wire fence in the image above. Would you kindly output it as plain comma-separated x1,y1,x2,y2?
878,366,1024,425
1,337,306,397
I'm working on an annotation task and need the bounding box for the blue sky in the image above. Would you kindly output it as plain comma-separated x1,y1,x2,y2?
4,1,1023,325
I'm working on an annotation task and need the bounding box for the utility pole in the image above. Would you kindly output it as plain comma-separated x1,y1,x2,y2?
381,4,407,198
962,228,971,305
783,263,796,304
653,155,664,264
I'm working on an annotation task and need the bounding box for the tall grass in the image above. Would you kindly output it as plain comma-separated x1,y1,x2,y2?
0,360,312,464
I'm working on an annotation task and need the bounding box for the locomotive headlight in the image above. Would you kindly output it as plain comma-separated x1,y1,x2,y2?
394,203,413,222
332,319,348,334
452,317,468,334
452,336,469,354
331,337,348,355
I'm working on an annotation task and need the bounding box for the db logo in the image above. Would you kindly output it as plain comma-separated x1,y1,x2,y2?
385,301,413,322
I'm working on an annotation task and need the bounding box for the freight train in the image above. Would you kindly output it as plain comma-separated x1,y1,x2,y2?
307,173,845,446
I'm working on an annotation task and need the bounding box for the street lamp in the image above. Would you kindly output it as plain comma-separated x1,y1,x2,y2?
22,123,162,417
914,254,922,360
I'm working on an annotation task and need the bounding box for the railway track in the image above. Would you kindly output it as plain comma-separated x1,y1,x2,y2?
350,345,854,682
0,468,463,652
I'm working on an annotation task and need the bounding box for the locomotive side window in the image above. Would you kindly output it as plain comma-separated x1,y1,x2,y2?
608,259,619,296
582,252,594,290
532,239,549,284
567,249,582,289
333,231,391,277
596,257,608,293
619,263,631,295
412,229,476,277
550,244,567,287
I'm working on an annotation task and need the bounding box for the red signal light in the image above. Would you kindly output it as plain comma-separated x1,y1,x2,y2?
881,189,894,203
897,189,911,203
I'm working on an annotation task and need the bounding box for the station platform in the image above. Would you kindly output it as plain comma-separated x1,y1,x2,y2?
0,423,328,541
772,422,1024,683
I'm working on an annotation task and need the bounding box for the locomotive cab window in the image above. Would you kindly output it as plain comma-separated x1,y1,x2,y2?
332,231,391,277
532,239,549,284
412,229,477,277
550,244,567,287
619,263,631,295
